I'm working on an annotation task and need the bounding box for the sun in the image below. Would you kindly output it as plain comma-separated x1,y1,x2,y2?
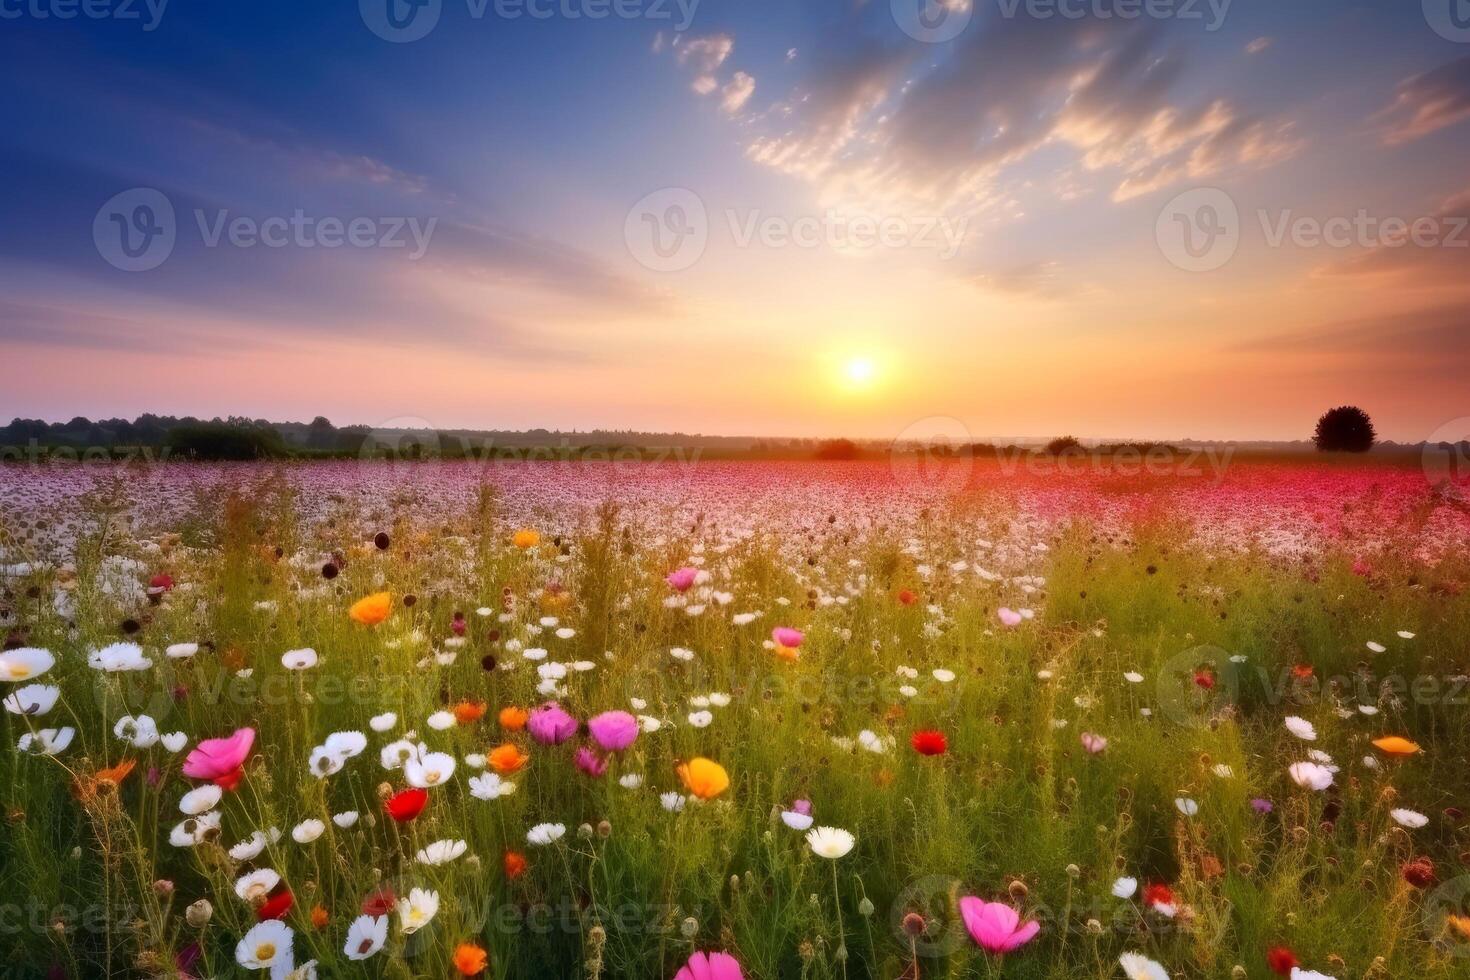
843,357,877,388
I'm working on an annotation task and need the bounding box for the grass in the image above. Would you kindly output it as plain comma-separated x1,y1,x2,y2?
1,467,1468,979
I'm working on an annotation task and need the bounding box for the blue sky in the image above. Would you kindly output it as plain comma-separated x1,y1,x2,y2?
2,0,1469,440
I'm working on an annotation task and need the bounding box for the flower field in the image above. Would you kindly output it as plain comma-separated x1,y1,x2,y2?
2,458,1470,979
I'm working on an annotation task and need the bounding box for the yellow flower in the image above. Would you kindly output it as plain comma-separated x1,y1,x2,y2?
349,592,393,626
676,757,730,801
512,529,541,550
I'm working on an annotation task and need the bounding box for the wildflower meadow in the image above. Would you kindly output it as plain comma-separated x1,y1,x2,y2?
2,458,1469,979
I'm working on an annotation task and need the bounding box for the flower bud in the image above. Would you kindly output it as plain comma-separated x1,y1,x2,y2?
185,899,213,929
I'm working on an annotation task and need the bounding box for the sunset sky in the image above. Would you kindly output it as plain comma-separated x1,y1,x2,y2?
2,0,1468,442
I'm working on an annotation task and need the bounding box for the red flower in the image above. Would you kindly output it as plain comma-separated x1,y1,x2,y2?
1290,664,1314,680
212,767,244,792
385,787,428,823
897,589,918,606
1402,856,1437,889
1193,670,1215,690
1142,883,1175,910
910,730,947,756
361,887,396,917
256,889,294,921
503,850,528,880
1265,946,1298,976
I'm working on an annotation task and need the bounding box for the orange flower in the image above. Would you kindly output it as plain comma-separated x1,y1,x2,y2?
503,850,528,880
1372,736,1422,756
488,743,529,774
1448,914,1470,941
349,592,393,626
310,904,330,929
512,529,540,549
453,700,487,725
453,942,489,976
498,706,529,731
676,757,730,801
74,758,137,801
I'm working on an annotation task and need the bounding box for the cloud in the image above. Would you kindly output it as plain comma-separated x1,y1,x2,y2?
182,117,433,198
721,72,756,114
1231,303,1470,381
1313,186,1470,287
742,14,1299,214
1245,36,1273,55
969,261,1070,298
1375,57,1470,145
678,34,733,73
692,75,718,96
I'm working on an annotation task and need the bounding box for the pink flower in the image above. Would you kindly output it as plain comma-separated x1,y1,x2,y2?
772,627,804,649
527,702,578,746
997,608,1023,628
587,711,639,752
182,728,254,782
1080,732,1108,755
673,951,743,980
666,567,699,592
575,746,608,778
959,897,1040,954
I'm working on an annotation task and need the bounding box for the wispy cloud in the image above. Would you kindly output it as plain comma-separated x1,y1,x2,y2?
739,15,1299,215
1374,57,1470,145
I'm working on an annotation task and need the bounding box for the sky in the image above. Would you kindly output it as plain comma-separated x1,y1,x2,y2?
1,0,1469,443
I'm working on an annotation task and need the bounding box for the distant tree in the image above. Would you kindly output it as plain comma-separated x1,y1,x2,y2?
814,438,860,460
306,416,337,450
166,422,287,460
1045,435,1084,455
1313,406,1376,453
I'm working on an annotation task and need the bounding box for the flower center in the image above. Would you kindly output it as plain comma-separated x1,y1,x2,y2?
255,943,276,961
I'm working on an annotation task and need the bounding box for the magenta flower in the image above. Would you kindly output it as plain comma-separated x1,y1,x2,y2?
527,702,578,745
182,727,254,781
575,746,608,778
772,627,804,649
959,897,1040,954
587,711,639,752
666,567,699,593
673,951,743,980
998,608,1023,627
